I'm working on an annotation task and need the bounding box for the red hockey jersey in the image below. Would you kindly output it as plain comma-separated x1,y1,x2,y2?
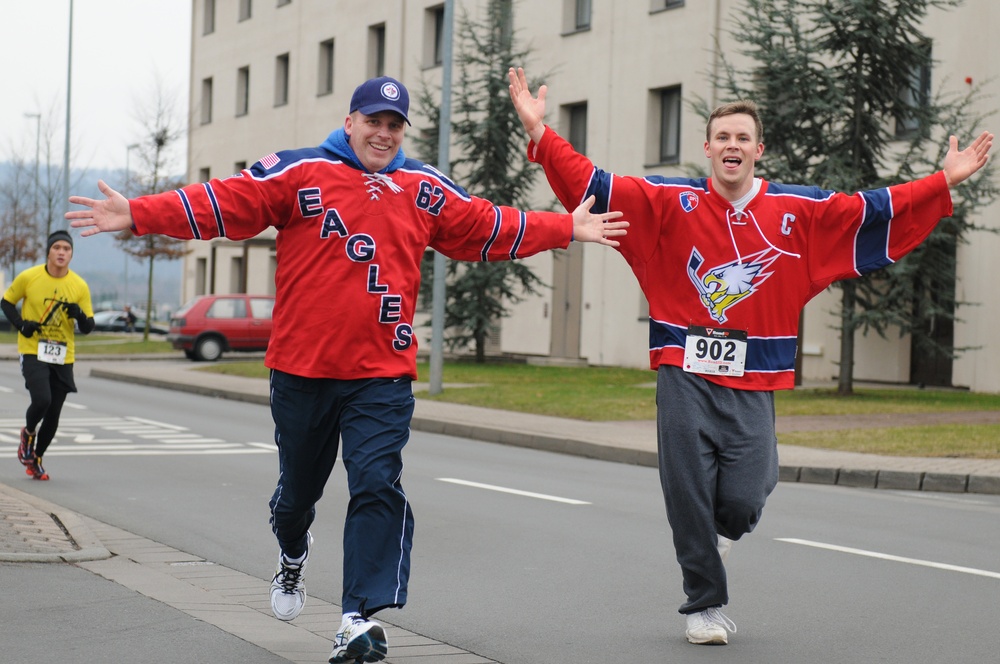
528,127,953,390
130,137,572,380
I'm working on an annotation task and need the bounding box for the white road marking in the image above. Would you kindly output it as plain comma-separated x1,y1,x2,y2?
436,478,591,505
0,416,274,457
63,401,88,410
776,538,1000,580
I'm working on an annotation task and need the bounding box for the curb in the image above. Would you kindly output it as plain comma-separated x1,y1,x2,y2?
89,368,270,405
781,466,1000,495
0,483,112,563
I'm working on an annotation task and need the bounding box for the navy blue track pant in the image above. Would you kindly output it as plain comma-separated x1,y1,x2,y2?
268,369,415,616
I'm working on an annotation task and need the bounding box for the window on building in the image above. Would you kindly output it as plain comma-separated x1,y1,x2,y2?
200,77,213,124
239,0,252,21
204,0,216,34
368,23,386,78
425,5,445,68
198,167,210,183
568,0,591,31
234,160,247,173
275,52,290,106
896,44,932,137
651,0,685,12
497,0,513,46
195,258,207,296
277,0,291,7
563,102,588,155
229,257,246,294
236,66,250,116
656,86,682,164
318,38,335,95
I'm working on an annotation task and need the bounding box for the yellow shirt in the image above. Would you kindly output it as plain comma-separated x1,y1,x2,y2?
3,264,93,363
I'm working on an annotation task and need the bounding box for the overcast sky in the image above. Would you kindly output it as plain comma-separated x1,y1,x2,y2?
2,1,192,172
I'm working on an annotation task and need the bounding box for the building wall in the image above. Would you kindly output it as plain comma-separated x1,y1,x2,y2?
183,0,999,391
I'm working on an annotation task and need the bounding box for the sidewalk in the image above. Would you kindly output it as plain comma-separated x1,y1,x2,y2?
2,350,999,662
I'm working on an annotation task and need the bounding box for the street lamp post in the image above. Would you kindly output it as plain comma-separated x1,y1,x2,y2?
428,0,455,396
124,143,141,306
62,0,74,225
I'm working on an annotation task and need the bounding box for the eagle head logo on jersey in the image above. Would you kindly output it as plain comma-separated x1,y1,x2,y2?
687,247,781,323
679,191,700,213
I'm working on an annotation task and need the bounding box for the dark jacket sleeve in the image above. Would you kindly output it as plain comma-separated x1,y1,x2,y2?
1,298,23,331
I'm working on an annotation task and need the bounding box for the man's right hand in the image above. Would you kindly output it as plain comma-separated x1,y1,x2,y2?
19,321,41,338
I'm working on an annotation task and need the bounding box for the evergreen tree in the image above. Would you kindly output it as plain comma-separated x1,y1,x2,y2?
706,0,997,393
412,0,550,363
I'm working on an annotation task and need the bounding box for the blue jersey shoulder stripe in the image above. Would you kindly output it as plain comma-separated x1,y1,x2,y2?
398,161,473,201
764,181,836,201
854,188,894,274
248,147,342,180
643,176,709,191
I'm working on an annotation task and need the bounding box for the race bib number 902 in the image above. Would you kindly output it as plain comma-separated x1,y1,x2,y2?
683,325,747,377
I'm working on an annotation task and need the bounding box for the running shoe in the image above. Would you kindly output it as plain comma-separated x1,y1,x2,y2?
269,531,312,621
18,427,36,465
329,613,388,663
26,457,49,481
685,606,736,645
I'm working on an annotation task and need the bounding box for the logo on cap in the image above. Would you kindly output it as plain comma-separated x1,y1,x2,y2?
381,81,401,101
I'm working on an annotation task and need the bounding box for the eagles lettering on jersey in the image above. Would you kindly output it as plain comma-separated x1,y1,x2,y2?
128,128,573,381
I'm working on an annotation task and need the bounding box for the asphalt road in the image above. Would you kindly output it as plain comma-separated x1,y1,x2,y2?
2,363,999,663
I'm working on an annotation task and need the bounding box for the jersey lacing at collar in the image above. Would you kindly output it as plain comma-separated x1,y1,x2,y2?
363,171,404,201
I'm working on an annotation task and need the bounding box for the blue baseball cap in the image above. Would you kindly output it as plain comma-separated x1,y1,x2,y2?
349,76,411,125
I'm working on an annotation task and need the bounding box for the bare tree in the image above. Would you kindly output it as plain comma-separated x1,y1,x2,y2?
0,150,39,281
116,76,189,341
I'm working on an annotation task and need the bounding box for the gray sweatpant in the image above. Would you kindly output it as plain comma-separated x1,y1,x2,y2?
655,364,779,614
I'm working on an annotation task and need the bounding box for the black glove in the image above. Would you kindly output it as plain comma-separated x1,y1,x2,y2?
19,320,41,338
63,302,83,319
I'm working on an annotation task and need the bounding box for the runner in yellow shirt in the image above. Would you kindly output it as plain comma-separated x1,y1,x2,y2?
2,230,95,480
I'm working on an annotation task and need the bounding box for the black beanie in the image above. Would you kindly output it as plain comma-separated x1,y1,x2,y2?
47,230,74,254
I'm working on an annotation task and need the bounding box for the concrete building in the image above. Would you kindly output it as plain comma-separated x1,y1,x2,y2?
181,0,1000,392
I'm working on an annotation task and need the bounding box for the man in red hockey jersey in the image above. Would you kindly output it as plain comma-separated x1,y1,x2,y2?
67,75,626,664
509,66,991,647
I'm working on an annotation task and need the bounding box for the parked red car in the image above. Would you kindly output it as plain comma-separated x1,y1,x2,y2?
168,294,275,361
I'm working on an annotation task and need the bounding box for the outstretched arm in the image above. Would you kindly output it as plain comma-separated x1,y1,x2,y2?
571,196,628,247
65,180,134,236
508,67,547,144
943,131,993,187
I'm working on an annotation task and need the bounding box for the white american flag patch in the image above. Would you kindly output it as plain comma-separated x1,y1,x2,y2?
259,153,280,169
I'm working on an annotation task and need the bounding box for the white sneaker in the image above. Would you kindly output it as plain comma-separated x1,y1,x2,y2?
329,613,388,663
685,606,737,645
269,532,312,621
717,534,733,563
